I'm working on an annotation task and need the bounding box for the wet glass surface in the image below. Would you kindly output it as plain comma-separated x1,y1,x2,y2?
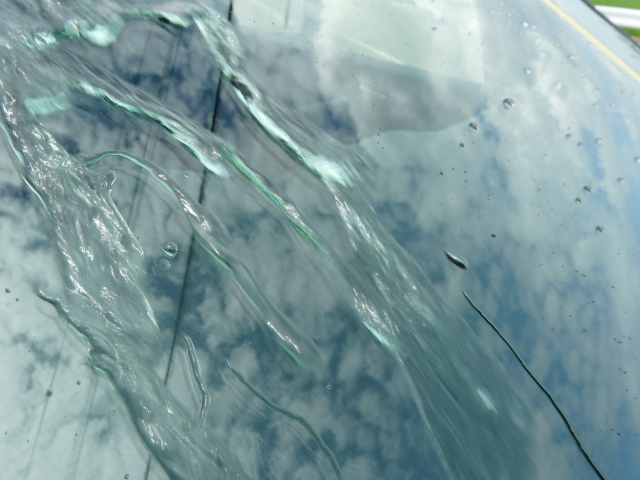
1,0,639,479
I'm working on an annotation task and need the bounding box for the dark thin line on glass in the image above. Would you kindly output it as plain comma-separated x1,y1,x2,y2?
162,0,234,389
462,291,606,480
22,330,67,480
114,23,154,150
127,32,181,226
143,2,234,479
63,378,98,480
284,0,291,28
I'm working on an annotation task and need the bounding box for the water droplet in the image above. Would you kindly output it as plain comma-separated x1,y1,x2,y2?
76,380,82,385
595,226,604,233
565,133,572,139
523,67,532,75
6,303,11,308
583,185,591,193
325,384,333,390
502,98,514,109
156,257,171,271
468,122,478,131
634,156,640,164
445,251,468,269
595,137,602,144
617,177,625,183
124,475,130,480
162,242,178,259
4,288,10,293
575,197,582,204
521,20,529,28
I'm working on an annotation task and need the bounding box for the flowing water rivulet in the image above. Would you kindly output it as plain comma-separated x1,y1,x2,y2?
0,1,604,479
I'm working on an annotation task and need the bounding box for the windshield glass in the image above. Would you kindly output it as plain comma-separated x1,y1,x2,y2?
1,1,638,479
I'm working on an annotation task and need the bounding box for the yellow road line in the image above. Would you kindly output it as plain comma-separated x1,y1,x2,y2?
540,0,640,83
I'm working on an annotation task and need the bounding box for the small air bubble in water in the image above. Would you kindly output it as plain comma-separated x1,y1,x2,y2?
4,288,10,293
124,475,130,479
326,384,333,390
468,122,478,131
502,98,514,109
565,133,572,139
595,226,604,233
583,185,591,193
521,20,529,28
162,242,178,259
575,197,582,204
634,156,640,164
524,67,532,75
595,137,602,144
77,380,82,385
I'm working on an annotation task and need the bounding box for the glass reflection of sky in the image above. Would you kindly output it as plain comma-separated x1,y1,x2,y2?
234,0,640,477
1,0,639,479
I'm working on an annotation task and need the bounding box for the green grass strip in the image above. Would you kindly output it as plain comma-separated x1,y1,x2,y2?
588,1,640,37
589,0,640,8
